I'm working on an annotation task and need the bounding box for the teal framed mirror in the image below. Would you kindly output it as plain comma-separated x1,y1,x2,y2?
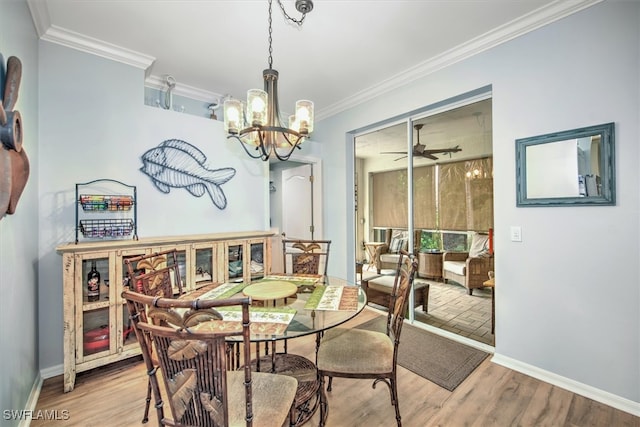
516,122,615,207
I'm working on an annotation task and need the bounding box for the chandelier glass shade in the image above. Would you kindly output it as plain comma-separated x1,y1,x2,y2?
223,0,314,161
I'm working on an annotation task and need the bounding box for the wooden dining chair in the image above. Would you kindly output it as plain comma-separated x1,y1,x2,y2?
123,289,298,427
125,249,185,298
282,238,331,280
123,249,185,423
280,238,332,355
316,249,418,427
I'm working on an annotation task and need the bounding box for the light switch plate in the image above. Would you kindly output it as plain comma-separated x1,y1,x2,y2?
510,226,522,242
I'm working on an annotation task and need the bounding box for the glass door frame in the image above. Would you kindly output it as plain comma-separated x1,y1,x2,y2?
352,88,493,324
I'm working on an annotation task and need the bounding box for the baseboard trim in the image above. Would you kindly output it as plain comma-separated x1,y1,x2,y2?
491,353,640,417
35,339,638,418
19,373,43,427
40,363,64,379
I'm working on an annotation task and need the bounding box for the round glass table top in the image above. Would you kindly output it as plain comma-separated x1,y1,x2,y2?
193,275,367,342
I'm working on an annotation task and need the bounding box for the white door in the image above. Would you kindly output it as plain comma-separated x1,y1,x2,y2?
282,164,313,240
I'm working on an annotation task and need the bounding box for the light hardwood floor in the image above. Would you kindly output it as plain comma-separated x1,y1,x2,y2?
33,308,638,427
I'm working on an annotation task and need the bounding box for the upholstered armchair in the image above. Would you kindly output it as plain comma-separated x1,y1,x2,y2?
374,228,421,273
442,232,494,295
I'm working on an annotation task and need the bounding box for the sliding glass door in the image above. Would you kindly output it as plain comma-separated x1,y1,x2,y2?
354,97,494,336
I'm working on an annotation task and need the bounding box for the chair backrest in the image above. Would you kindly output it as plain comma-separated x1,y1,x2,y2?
468,232,492,258
384,229,422,254
386,249,418,346
282,239,331,277
124,249,185,297
123,289,253,426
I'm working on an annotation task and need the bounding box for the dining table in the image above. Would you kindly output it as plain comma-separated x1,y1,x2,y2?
188,274,367,426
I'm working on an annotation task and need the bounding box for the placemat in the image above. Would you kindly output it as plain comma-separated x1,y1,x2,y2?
198,281,248,300
304,285,359,311
259,274,322,288
191,306,297,335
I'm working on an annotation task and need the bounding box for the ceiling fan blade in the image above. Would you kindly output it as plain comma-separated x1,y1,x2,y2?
423,146,462,155
381,143,461,160
394,155,408,161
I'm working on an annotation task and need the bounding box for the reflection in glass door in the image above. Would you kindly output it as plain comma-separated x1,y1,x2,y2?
354,97,495,346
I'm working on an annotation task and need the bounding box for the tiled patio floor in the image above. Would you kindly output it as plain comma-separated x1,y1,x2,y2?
361,266,494,346
414,278,494,346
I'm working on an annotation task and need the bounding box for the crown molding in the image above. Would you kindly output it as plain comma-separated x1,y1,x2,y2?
27,0,602,120
315,0,603,121
27,0,155,70
40,25,155,70
144,75,225,105
26,0,50,37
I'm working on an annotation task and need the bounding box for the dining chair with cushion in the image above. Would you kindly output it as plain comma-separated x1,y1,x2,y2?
123,289,298,427
316,249,418,427
123,249,186,423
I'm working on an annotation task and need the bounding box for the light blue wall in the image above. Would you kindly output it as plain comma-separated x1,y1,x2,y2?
0,0,40,424
315,1,639,406
36,43,275,370
1,0,638,418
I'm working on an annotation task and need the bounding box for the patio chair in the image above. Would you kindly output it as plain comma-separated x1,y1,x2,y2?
122,289,298,427
316,250,418,426
442,232,494,295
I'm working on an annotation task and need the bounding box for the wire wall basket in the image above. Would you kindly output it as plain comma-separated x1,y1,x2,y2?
79,218,135,238
79,195,134,211
75,179,138,243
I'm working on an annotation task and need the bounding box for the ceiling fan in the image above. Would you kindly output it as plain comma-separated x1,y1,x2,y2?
381,124,462,161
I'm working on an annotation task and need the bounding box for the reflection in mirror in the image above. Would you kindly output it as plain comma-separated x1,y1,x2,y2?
516,123,615,206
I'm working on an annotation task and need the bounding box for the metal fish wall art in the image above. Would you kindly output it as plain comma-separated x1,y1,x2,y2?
140,139,236,210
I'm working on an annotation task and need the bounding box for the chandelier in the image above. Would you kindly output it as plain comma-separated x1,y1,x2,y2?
223,0,314,161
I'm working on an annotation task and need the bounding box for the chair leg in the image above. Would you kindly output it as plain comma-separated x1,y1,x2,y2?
142,379,151,423
390,376,401,427
318,373,328,427
289,399,297,427
326,376,333,392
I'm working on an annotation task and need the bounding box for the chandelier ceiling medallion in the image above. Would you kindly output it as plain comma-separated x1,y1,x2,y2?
223,0,314,161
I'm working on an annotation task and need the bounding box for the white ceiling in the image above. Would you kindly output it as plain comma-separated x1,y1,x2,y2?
27,0,600,122
355,97,493,160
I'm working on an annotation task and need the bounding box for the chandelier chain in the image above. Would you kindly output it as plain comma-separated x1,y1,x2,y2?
268,0,308,69
224,0,313,161
277,0,308,25
268,0,273,69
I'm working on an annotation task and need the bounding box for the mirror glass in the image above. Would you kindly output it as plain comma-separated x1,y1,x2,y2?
516,123,615,206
